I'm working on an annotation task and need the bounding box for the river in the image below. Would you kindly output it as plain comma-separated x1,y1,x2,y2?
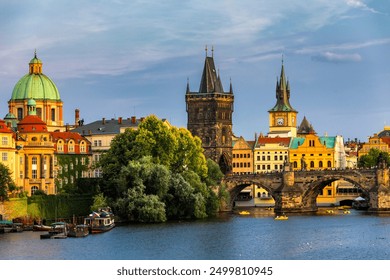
1,208,390,260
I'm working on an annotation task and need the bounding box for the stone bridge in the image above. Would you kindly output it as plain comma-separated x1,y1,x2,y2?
222,166,390,213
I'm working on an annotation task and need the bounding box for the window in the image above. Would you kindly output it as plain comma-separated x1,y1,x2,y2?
31,186,39,195
327,189,332,196
32,170,37,179
36,108,42,118
2,137,8,146
94,140,102,147
310,161,315,168
57,140,64,152
327,161,332,168
51,108,56,121
68,140,74,152
2,152,7,161
17,108,23,120
19,171,23,179
319,161,323,168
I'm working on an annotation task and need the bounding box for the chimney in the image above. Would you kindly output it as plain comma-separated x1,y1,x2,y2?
131,116,136,124
75,109,80,126
118,117,122,124
102,117,105,124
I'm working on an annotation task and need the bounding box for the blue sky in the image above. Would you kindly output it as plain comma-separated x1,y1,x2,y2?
0,0,389,142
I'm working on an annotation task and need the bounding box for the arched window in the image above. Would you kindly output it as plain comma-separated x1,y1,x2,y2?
319,161,323,168
327,161,332,168
310,161,315,168
31,186,39,195
57,140,64,152
68,140,74,152
293,161,298,168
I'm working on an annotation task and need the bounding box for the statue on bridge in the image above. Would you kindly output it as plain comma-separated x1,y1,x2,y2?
301,155,307,170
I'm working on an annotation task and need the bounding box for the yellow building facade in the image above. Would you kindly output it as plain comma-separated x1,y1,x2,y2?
0,119,16,182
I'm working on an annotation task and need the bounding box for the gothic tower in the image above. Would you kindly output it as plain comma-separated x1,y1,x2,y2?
186,48,234,173
268,60,298,137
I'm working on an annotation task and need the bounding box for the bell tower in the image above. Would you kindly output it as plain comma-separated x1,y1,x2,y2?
186,47,234,173
268,59,298,137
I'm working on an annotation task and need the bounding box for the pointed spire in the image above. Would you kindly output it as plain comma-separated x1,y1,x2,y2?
211,45,214,57
229,77,233,94
34,49,37,58
205,45,208,57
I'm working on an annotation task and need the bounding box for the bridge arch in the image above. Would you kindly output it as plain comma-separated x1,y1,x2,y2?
300,172,372,209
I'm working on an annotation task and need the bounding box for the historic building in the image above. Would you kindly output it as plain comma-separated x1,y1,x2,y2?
232,136,254,175
186,49,234,173
0,119,16,181
268,61,298,138
71,116,144,178
14,99,56,195
289,117,346,205
51,131,91,193
7,51,64,132
358,126,390,157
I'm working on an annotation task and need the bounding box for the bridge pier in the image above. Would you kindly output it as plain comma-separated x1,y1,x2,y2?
368,168,390,213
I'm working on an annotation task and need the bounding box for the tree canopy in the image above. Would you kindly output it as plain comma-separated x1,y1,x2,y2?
98,115,222,222
358,148,390,168
0,163,17,202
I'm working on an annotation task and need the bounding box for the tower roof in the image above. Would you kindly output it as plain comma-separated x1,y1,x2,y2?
269,60,297,112
10,52,61,101
199,56,225,93
297,116,316,134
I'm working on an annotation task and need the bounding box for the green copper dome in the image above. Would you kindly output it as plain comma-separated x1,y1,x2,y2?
10,53,61,101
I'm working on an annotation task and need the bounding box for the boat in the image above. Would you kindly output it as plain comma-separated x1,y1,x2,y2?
11,223,24,232
33,224,52,231
84,208,115,234
239,210,250,215
343,210,351,214
326,209,334,214
67,224,89,238
0,221,13,233
274,215,288,220
40,222,69,239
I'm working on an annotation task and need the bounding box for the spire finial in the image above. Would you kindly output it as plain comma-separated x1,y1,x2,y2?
34,49,37,58
282,53,284,65
211,45,214,57
205,45,208,57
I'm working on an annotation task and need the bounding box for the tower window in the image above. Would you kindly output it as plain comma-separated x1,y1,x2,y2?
17,108,23,120
51,108,56,121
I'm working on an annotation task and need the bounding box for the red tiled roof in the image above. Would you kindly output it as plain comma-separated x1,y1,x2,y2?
51,131,87,142
257,136,291,145
0,119,13,133
17,115,47,132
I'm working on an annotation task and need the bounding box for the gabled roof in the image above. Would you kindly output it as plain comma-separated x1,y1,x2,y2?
51,131,90,143
0,119,13,133
71,117,141,136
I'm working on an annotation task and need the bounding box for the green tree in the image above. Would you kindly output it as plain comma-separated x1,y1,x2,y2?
99,115,208,199
205,159,224,186
0,163,17,202
358,148,390,168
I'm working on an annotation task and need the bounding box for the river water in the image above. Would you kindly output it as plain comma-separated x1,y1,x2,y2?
1,208,390,260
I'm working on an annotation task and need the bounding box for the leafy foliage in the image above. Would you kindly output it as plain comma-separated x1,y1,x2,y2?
99,115,224,222
358,148,390,168
0,163,17,202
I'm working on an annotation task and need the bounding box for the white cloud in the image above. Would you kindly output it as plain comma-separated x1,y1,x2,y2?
346,0,381,14
312,52,362,63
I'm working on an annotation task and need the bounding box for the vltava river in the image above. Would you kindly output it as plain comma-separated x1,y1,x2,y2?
1,208,390,260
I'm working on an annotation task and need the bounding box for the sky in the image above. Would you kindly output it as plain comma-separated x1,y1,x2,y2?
0,0,389,142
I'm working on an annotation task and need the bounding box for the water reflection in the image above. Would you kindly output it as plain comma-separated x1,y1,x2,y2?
1,209,390,260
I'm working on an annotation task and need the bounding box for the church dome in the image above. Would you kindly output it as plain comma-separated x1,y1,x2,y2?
10,52,61,101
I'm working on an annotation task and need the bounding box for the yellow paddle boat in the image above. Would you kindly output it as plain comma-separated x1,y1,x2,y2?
274,215,288,220
239,211,250,215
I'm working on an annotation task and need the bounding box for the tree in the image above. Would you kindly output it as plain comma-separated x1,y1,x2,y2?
99,115,208,199
0,163,16,202
358,148,390,168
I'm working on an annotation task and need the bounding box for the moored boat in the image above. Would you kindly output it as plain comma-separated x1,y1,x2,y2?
67,224,89,238
239,210,250,215
33,224,52,231
84,207,115,233
0,221,13,233
40,222,69,239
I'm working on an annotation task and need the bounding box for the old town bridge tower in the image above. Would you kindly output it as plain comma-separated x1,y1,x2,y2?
186,48,234,173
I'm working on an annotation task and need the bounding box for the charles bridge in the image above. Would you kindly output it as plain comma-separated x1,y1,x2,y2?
222,163,390,213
